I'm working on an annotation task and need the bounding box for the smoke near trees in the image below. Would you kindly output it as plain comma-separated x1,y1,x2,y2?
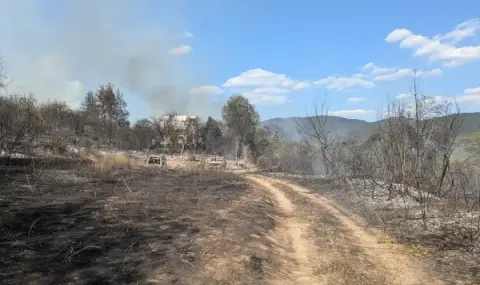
0,55,268,160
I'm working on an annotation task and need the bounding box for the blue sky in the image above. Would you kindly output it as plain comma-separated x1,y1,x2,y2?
1,0,479,122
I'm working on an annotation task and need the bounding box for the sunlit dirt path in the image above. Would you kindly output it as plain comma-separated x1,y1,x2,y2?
245,174,443,285
246,175,325,285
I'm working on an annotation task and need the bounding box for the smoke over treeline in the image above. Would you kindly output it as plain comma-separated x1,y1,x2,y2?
0,0,222,118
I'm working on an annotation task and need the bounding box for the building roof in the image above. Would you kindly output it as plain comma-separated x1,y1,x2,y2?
160,115,197,122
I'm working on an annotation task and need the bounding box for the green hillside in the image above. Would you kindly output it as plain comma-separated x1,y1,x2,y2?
262,112,480,141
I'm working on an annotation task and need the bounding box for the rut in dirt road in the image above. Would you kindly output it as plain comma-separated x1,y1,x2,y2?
246,175,324,285
247,174,444,285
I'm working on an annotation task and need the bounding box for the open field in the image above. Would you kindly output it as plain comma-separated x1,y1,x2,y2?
3,155,476,284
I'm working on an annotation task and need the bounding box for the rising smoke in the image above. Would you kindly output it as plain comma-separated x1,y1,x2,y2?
0,0,222,119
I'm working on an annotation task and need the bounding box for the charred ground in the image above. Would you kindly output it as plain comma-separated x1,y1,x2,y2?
0,159,276,285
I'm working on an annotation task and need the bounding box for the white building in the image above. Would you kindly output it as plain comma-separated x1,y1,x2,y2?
158,115,199,149
159,115,197,130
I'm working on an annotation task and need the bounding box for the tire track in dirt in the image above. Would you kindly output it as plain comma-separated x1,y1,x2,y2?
256,175,444,285
246,175,325,285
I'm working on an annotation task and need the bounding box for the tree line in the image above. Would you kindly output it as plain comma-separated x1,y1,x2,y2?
1,68,290,166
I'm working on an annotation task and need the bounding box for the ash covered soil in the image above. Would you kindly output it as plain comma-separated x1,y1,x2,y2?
0,159,276,285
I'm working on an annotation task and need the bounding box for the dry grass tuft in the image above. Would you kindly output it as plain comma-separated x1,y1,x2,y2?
94,153,142,171
85,152,144,181
397,244,428,257
377,236,396,245
313,241,395,285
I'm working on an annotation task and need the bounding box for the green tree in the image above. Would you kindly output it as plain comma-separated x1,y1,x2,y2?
222,95,260,163
181,117,201,155
113,90,130,128
249,126,282,168
163,113,182,154
200,116,223,154
131,119,155,150
80,91,100,138
94,83,130,144
80,91,98,116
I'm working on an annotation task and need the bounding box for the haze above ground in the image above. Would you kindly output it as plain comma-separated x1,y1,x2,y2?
1,0,479,122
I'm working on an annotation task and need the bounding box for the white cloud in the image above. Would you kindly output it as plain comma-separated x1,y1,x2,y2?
418,68,443,77
243,87,290,105
362,63,375,70
313,75,375,90
223,69,295,88
362,62,396,75
457,86,480,103
347,97,368,103
188,85,223,96
170,44,192,55
278,78,294,87
373,68,442,81
465,87,480,94
385,29,412,43
434,19,480,44
183,31,194,38
330,109,375,117
398,87,480,105
353,73,367,79
432,95,454,104
396,93,411,100
361,62,443,82
222,69,313,103
374,69,413,81
251,87,290,94
395,93,453,107
292,81,311,90
385,19,480,66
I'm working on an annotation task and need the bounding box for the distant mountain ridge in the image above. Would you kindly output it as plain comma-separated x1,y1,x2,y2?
261,112,480,141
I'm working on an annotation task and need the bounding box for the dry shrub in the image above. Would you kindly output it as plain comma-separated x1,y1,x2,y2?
89,152,142,181
181,159,229,178
319,247,394,285
94,153,142,170
183,164,201,175
184,162,209,175
397,244,429,257
183,150,197,161
256,155,269,169
45,136,68,154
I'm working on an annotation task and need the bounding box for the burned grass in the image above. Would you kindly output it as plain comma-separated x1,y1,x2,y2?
192,186,277,285
0,160,274,285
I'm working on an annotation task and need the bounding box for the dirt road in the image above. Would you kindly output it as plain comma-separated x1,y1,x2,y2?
245,174,443,285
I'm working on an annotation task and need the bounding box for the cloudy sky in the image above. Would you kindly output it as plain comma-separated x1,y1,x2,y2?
1,0,479,122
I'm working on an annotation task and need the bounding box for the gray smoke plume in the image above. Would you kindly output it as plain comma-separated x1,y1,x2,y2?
0,0,222,119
